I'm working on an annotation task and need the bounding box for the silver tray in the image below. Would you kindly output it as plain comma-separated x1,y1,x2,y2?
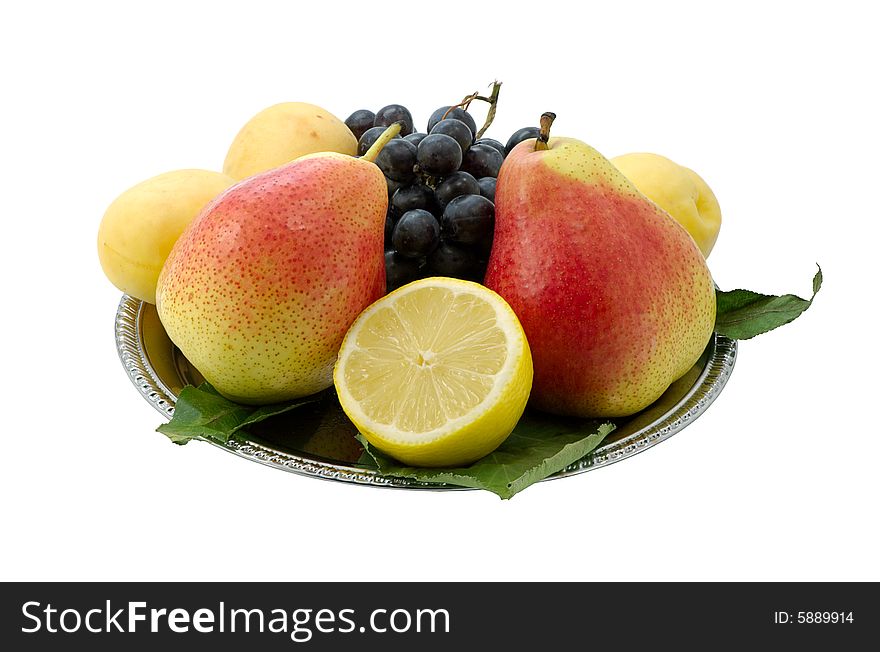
115,295,737,489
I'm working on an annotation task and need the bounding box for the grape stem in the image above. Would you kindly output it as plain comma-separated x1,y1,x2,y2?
442,93,478,120
361,122,402,163
475,81,502,139
441,81,503,139
535,112,556,151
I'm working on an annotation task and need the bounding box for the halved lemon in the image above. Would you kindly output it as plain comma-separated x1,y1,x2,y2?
334,277,533,467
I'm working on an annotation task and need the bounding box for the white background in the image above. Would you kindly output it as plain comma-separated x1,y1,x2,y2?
1,0,877,581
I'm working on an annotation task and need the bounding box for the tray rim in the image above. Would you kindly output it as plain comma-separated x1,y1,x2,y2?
115,295,737,490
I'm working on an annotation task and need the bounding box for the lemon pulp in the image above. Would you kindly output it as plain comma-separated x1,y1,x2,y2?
334,277,533,467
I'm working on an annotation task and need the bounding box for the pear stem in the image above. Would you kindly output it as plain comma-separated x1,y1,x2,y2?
535,112,556,151
361,122,402,163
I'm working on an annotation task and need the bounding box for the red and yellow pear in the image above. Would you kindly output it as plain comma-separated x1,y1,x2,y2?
484,114,716,418
156,125,400,404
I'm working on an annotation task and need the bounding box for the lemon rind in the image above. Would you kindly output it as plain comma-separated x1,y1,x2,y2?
334,277,529,448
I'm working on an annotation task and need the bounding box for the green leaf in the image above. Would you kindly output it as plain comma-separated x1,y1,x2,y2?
358,413,615,499
714,266,822,340
156,383,321,446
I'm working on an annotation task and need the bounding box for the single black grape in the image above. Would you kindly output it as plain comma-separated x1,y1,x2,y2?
384,211,395,245
427,241,485,281
392,209,440,258
430,119,473,155
505,126,541,154
391,184,436,215
474,138,506,158
386,176,406,198
385,250,423,291
404,132,428,147
376,138,417,182
441,194,495,248
359,125,400,156
427,106,477,136
345,109,375,141
434,171,480,210
461,143,503,179
473,237,493,260
417,133,462,177
374,104,415,136
477,177,496,203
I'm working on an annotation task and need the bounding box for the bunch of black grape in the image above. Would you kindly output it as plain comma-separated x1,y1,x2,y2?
345,104,540,291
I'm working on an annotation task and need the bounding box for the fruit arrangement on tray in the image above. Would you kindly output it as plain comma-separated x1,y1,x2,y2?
98,82,820,497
